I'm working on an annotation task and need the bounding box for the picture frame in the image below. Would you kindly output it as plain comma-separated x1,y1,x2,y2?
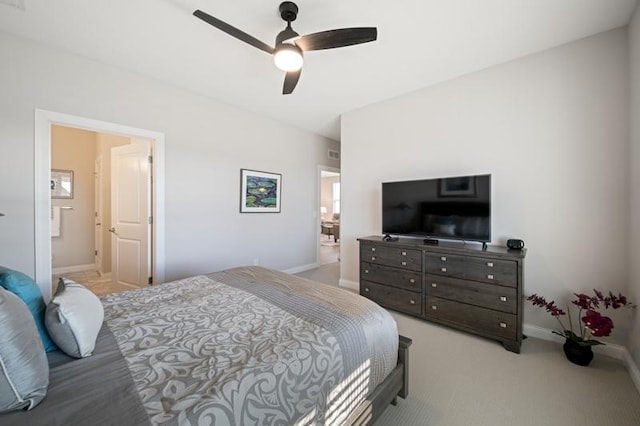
240,169,282,213
438,176,476,197
51,169,74,199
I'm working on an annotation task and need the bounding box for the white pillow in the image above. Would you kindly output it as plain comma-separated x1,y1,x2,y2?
0,288,49,412
44,278,104,358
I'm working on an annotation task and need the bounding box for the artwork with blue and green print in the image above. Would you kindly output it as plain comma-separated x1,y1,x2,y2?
245,176,278,208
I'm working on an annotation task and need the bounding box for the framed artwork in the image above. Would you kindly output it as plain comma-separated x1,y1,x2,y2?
439,176,476,197
51,169,74,199
240,169,282,213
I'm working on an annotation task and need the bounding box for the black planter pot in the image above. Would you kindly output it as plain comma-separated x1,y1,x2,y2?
563,339,594,366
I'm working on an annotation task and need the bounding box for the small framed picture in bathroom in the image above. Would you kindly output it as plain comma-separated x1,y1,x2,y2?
51,169,74,199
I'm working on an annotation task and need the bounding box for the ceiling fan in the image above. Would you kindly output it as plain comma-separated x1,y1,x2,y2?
193,2,377,95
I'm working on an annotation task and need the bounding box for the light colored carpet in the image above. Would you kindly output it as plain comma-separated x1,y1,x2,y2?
297,263,640,426
296,261,341,285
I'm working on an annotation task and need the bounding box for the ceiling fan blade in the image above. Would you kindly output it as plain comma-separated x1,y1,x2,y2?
283,69,302,95
295,27,377,51
194,9,274,55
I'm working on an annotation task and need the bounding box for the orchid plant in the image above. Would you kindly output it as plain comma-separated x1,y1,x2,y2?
527,290,634,346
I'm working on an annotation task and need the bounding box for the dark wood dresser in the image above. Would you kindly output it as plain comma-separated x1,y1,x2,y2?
358,236,526,353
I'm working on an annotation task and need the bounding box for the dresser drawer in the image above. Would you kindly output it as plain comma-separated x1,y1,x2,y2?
424,253,465,277
361,262,421,291
464,257,518,287
361,280,422,316
361,244,422,271
425,274,517,314
425,296,517,340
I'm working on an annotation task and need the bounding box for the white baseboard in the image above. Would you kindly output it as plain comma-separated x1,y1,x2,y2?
52,264,96,275
624,351,640,394
283,262,320,275
524,323,640,394
339,278,359,292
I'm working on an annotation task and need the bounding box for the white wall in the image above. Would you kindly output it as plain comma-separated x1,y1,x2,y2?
342,29,631,344
629,4,640,369
0,31,339,283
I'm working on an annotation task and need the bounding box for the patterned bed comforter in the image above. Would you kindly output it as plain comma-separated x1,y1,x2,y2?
101,266,399,425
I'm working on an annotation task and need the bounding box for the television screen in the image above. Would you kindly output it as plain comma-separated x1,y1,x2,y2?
382,174,491,242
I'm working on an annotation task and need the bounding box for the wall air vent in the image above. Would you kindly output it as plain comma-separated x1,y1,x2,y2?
328,149,340,160
0,0,25,10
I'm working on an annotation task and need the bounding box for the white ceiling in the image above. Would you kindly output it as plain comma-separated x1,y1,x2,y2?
0,0,637,141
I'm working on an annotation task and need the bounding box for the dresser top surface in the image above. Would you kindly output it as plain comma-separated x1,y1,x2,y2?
358,236,527,259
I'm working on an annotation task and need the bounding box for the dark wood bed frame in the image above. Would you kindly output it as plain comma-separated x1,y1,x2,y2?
345,335,413,425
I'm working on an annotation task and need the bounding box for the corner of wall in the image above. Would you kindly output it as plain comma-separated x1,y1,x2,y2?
525,323,640,394
628,0,640,382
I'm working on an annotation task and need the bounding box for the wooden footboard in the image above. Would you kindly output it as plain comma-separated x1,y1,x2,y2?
397,335,412,399
345,335,413,425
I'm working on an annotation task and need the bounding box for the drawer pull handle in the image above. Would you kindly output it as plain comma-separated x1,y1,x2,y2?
440,256,447,261
401,261,407,266
487,274,494,280
441,267,447,272
500,296,507,302
371,247,376,252
431,305,438,310
364,287,370,292
409,279,415,284
371,256,377,261
401,251,407,256
364,269,369,274
409,299,416,305
487,262,494,267
499,322,507,328
431,283,437,288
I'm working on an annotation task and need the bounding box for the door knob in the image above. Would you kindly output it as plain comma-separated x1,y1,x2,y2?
109,227,116,233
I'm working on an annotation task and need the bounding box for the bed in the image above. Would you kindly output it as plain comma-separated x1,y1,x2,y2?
0,266,411,425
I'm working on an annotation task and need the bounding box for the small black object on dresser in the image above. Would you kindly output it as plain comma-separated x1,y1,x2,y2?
507,239,525,250
358,236,527,353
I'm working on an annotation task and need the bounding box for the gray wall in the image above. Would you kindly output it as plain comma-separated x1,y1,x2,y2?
629,4,640,371
342,29,631,346
0,31,339,284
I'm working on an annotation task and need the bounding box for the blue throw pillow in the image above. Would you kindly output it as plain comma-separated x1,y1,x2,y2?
0,266,57,352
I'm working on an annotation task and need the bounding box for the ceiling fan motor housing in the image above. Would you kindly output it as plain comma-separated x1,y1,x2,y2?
276,26,299,45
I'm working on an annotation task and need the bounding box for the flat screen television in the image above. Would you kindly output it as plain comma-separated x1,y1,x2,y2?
382,174,491,242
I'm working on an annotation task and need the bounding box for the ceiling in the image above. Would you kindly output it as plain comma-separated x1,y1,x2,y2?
0,0,637,141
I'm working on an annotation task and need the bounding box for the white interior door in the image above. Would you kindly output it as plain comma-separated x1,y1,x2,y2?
94,156,103,274
111,140,152,286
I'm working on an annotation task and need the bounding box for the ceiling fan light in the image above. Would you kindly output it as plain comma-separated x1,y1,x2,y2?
274,44,304,72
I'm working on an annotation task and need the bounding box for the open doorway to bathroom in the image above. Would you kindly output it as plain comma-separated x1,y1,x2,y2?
319,169,340,265
50,125,154,297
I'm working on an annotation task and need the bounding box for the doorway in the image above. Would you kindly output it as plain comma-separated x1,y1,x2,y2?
34,109,165,302
319,167,340,265
50,126,153,297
